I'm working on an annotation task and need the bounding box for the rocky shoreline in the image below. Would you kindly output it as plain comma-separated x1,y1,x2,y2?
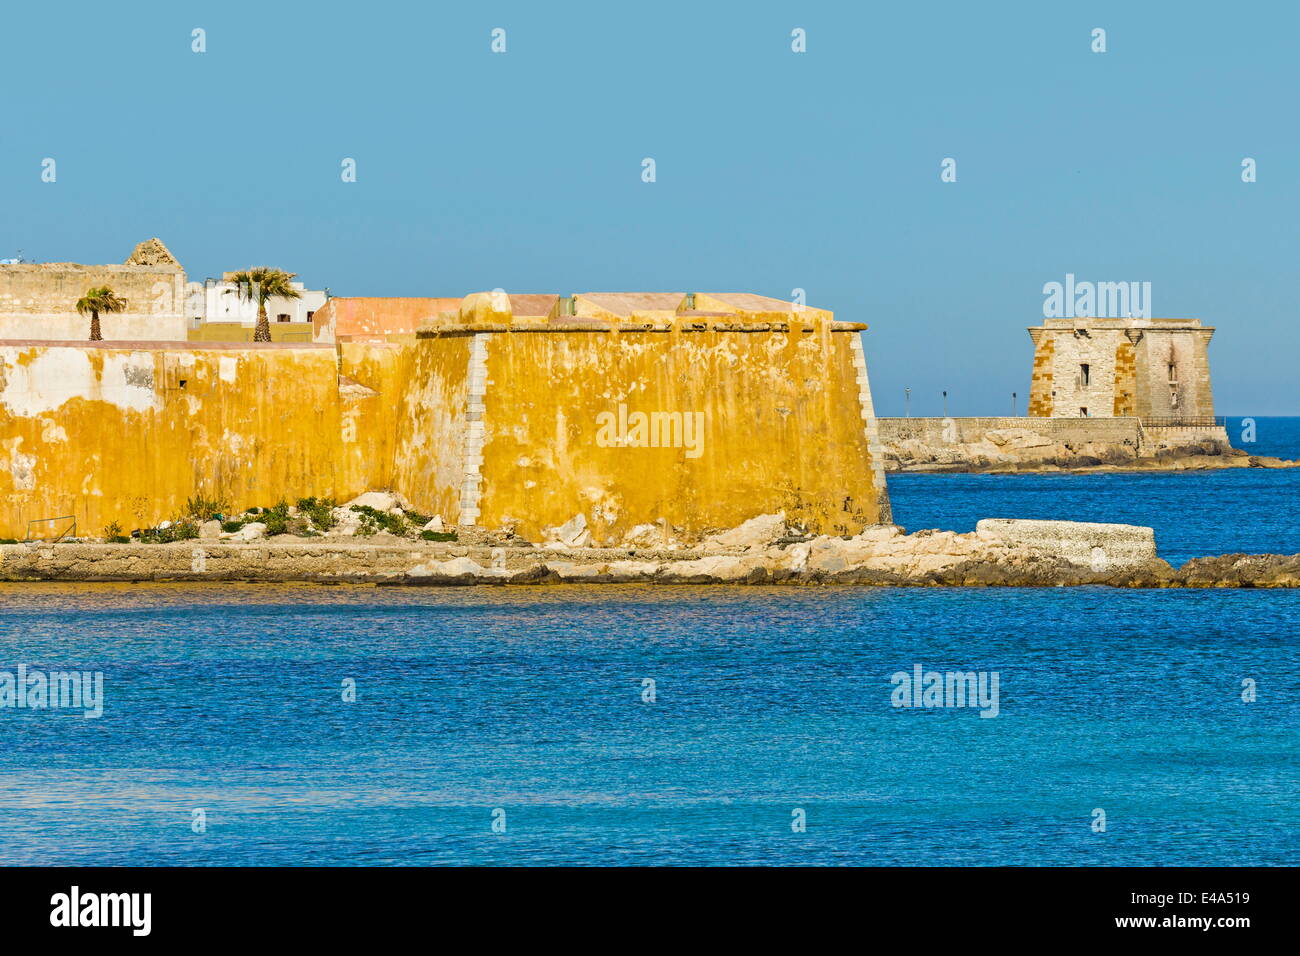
2,517,1296,588
887,452,1298,474
880,425,1299,474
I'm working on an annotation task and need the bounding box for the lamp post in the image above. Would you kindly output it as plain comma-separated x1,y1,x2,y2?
1012,391,1017,416
942,390,948,417
905,387,911,418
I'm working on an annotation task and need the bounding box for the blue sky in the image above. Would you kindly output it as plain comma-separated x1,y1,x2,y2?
2,0,1296,413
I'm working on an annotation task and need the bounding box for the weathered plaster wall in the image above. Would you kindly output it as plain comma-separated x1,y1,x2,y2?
312,297,462,343
1134,329,1215,417
391,324,888,543
337,342,415,496
0,264,187,341
0,299,892,543
388,335,474,524
0,343,343,538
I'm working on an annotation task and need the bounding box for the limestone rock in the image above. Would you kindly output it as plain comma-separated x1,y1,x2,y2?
328,507,362,536
346,491,400,512
422,515,445,532
199,520,222,541
1177,553,1300,587
705,512,787,551
544,513,590,548
234,522,266,542
622,523,663,549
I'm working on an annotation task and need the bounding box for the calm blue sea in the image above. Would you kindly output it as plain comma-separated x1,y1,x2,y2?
891,416,1300,564
0,418,1295,867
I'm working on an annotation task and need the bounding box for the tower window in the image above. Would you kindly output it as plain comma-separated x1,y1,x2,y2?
1080,363,1090,386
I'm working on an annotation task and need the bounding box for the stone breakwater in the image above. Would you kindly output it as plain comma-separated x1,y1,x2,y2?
1,518,1296,588
877,418,1298,473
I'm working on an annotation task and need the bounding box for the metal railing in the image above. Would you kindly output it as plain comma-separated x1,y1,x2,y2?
1138,416,1224,428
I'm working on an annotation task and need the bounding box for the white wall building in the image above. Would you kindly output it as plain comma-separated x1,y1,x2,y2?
185,274,327,329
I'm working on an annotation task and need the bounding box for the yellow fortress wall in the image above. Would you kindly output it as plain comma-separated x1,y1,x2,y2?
389,294,891,543
0,342,344,538
0,291,892,542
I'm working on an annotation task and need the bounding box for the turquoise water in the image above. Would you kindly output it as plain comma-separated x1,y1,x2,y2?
0,583,1296,866
0,418,1295,867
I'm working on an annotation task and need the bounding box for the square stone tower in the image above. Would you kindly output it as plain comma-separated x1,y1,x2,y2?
1026,317,1216,420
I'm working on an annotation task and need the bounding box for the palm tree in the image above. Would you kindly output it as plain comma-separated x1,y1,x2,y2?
75,286,128,342
226,267,302,342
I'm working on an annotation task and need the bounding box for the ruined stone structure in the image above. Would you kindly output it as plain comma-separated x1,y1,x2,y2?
1026,317,1216,420
0,291,890,542
0,239,188,342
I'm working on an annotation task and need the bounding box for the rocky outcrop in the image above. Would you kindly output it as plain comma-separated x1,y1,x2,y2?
1174,553,1300,588
881,427,1297,473
1,518,1293,587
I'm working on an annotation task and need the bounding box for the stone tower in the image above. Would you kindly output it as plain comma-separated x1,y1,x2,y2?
1026,317,1216,420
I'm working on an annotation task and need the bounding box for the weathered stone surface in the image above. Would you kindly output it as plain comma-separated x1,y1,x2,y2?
975,518,1156,571
703,512,787,551
199,520,222,540
328,507,363,536
1176,553,1300,588
0,521,1290,588
123,237,180,267
346,492,400,512
622,523,663,549
543,513,591,548
875,417,1295,474
232,522,266,542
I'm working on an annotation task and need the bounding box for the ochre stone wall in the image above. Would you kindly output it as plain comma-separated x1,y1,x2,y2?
389,324,887,543
0,309,891,543
0,344,344,538
388,335,474,525
1112,339,1136,416
337,342,416,497
1027,334,1055,417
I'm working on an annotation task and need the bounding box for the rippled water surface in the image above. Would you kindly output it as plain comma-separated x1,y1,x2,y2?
889,416,1300,564
0,582,1296,865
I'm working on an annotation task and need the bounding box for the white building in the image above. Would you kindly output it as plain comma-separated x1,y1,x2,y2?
185,273,328,331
